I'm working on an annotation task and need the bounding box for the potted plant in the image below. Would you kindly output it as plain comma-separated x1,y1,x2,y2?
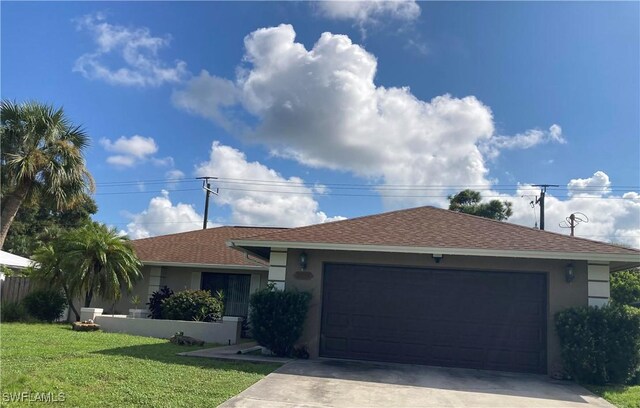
128,295,146,318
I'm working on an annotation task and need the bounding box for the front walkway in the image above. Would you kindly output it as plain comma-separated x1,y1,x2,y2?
220,359,614,408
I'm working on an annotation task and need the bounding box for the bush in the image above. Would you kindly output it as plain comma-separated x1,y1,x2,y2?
147,286,174,319
161,290,223,322
22,289,67,322
555,304,640,385
249,288,311,357
1,301,29,322
611,269,640,305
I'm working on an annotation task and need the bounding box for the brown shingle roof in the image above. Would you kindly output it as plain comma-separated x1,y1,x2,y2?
235,206,640,256
131,226,285,266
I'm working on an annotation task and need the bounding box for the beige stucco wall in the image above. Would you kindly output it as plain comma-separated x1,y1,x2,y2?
90,265,268,315
89,266,152,314
284,249,589,375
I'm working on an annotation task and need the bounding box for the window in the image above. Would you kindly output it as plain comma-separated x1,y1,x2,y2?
200,273,251,317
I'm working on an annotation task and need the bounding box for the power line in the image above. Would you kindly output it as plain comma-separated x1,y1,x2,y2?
90,185,640,200
91,186,639,200
93,176,640,191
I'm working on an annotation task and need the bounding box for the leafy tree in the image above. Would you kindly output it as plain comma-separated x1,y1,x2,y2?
3,193,97,257
30,241,82,321
0,100,95,248
611,269,640,306
448,189,513,221
63,222,143,308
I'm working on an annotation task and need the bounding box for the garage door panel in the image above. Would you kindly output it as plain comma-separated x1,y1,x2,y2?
320,264,547,374
324,337,349,354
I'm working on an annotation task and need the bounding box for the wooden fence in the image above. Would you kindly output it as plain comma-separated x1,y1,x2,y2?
1,276,33,303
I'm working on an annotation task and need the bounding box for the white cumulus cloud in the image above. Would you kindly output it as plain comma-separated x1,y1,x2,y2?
124,190,203,239
172,71,241,131
316,0,421,25
165,169,186,188
74,13,187,87
482,124,566,159
170,26,638,247
174,24,563,209
100,135,172,168
195,141,345,227
567,170,611,196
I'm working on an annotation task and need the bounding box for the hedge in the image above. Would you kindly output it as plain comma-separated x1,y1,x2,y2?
555,304,640,385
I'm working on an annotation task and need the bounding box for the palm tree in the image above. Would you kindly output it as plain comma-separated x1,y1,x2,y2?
0,100,95,248
30,241,82,321
64,222,142,308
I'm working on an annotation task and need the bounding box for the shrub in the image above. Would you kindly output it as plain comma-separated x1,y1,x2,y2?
147,286,174,319
22,289,67,322
1,301,29,322
555,304,640,385
611,269,640,306
249,288,311,357
161,290,223,322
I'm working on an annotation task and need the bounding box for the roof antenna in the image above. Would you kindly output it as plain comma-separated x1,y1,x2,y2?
197,176,219,229
559,212,589,237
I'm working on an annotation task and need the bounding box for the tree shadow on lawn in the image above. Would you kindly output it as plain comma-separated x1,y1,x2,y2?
93,342,280,375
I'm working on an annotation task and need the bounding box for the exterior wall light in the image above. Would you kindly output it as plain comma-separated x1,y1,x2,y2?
565,263,575,283
299,252,308,271
433,254,443,264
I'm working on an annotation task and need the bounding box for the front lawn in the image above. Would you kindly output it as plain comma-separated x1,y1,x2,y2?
585,384,640,408
0,323,279,407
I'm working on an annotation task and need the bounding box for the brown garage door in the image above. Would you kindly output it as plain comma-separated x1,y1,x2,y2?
320,264,547,374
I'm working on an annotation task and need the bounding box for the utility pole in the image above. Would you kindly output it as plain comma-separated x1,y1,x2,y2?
532,184,559,230
197,177,218,229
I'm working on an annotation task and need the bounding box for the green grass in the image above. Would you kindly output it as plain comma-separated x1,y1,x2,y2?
585,384,640,408
0,323,280,407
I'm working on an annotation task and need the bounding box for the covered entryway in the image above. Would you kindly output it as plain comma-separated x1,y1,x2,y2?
320,263,547,374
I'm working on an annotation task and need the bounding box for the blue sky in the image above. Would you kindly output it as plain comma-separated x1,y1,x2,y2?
2,1,639,246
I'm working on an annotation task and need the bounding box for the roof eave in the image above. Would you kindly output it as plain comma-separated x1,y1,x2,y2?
140,260,268,270
228,239,640,265
226,241,271,262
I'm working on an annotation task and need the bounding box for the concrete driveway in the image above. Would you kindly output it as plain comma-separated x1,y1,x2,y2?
220,359,613,408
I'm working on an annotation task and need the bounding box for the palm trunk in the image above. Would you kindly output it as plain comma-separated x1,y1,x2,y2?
62,285,80,321
0,183,30,248
84,288,93,308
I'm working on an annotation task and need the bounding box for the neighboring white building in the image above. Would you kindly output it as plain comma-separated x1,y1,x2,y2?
0,250,34,280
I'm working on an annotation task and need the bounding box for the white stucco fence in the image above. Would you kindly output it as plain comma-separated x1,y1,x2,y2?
81,308,242,345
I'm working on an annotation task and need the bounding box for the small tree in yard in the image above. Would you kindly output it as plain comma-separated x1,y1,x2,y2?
32,221,143,318
22,289,67,322
249,288,311,357
611,268,640,306
31,241,81,321
63,222,142,307
147,286,174,319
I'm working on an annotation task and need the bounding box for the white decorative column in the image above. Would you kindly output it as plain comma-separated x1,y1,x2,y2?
147,266,166,302
588,262,610,307
268,249,287,290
